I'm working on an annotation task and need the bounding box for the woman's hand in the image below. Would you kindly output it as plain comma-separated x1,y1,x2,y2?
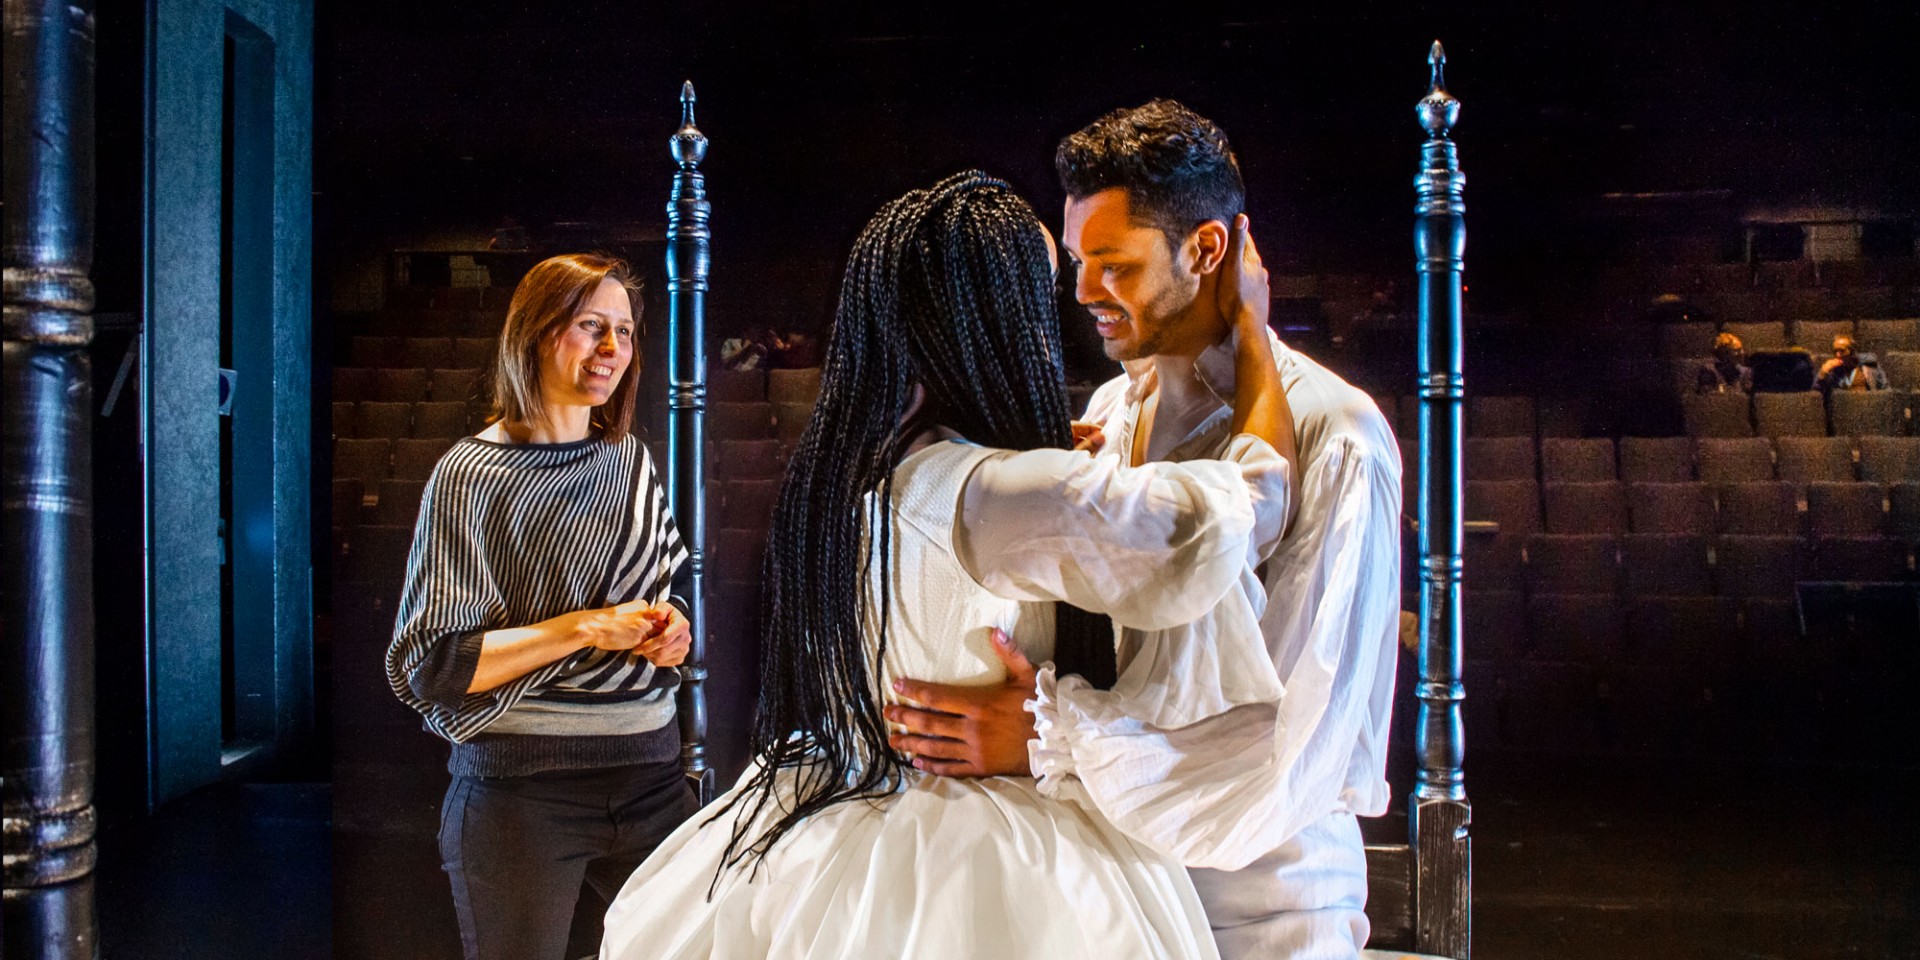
632,603,692,668
1216,213,1271,338
1071,421,1106,453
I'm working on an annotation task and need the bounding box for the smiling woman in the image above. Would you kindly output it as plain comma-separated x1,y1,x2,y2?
486,253,643,444
382,253,701,959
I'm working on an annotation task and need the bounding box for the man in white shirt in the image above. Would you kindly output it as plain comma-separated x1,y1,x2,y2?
889,100,1402,959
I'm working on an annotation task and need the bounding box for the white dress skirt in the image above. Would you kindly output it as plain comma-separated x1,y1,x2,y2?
600,439,1284,959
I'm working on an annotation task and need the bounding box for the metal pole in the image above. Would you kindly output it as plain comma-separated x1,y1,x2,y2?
1412,39,1472,959
665,81,714,803
3,0,100,955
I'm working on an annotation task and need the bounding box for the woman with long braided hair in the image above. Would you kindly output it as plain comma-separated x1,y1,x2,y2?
601,171,1295,959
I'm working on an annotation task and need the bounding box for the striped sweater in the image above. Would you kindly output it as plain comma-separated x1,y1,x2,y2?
385,432,689,777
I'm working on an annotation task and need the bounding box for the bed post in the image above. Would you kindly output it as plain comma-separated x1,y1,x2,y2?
666,80,715,803
1412,40,1473,958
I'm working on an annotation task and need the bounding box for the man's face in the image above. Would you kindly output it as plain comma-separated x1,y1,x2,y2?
1833,337,1856,365
1061,188,1216,362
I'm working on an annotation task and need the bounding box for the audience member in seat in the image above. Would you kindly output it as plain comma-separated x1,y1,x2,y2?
1817,335,1889,391
1695,332,1754,394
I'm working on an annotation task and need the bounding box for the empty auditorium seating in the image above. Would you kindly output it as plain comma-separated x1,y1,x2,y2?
1543,481,1629,534
1525,593,1625,662
1464,437,1535,481
1712,535,1809,596
710,368,768,403
1752,391,1826,437
1682,392,1752,437
1463,589,1526,660
331,401,353,440
350,335,403,368
1721,320,1788,352
373,368,432,403
1627,482,1716,534
371,479,427,527
1657,321,1717,360
1465,480,1542,534
1693,437,1774,483
428,368,481,403
392,437,457,482
410,402,468,439
1715,481,1801,535
714,439,790,482
331,478,365,529
1625,596,1739,671
333,438,392,488
1858,436,1920,482
1540,438,1616,481
1534,394,1591,438
717,480,782,530
1890,483,1920,541
767,367,824,405
1619,437,1693,482
1881,351,1920,390
1828,391,1906,437
1812,537,1912,582
1772,436,1855,482
1805,482,1886,537
399,337,452,369
1790,319,1855,350
1620,533,1713,597
354,401,411,439
1524,533,1621,595
772,402,814,442
711,401,777,440
1469,396,1536,438
451,337,497,369
1857,318,1920,353
333,367,377,403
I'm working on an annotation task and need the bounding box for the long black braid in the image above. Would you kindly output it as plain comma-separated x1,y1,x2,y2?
711,171,1114,877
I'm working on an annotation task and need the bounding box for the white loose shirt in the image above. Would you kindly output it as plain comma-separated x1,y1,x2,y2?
1016,332,1403,959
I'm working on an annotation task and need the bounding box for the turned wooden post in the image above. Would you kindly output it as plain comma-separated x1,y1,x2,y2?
1412,39,1473,960
665,80,715,803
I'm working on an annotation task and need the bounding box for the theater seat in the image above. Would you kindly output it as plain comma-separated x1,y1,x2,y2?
1543,481,1629,534
1858,436,1920,482
1713,535,1810,596
1682,392,1752,438
1468,396,1535,438
1714,482,1800,535
1857,319,1920,353
1805,482,1887,537
1540,438,1616,482
1773,436,1854,482
1722,320,1788,352
1464,437,1535,482
1619,437,1693,482
1790,319,1855,351
1828,391,1904,437
1465,480,1541,535
1524,533,1621,595
1753,391,1826,438
1694,437,1773,483
1627,482,1715,534
1621,533,1713,596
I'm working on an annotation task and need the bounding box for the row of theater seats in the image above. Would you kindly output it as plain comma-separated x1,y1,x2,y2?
1449,435,1920,485
1679,389,1916,438
1465,530,1913,595
333,366,482,405
1655,317,1920,358
1464,477,1920,540
346,335,497,370
332,400,484,440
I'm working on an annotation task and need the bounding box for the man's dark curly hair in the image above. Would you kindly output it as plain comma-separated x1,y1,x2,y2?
1055,98,1245,246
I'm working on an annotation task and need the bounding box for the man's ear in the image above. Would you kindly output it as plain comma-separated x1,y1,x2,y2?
1187,219,1231,276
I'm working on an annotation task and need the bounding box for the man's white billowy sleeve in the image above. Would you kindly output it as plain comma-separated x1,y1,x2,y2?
1015,438,1402,871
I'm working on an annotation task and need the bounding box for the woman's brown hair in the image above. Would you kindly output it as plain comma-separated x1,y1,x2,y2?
488,253,642,443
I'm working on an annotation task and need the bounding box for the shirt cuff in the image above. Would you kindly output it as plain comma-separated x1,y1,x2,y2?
409,629,488,713
1026,662,1085,798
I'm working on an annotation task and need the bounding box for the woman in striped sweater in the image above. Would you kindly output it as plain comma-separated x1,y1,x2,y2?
385,253,698,960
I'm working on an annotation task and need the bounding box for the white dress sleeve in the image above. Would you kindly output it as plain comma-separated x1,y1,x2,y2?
1026,437,1403,871
951,433,1291,630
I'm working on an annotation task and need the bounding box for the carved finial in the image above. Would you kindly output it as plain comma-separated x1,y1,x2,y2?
671,80,707,167
1417,40,1461,139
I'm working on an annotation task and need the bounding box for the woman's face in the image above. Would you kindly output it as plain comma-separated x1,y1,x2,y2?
541,276,635,410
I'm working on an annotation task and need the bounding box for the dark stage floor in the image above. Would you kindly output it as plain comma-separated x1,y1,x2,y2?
81,755,1914,958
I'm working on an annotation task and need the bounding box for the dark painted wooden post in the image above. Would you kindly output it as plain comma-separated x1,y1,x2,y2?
666,80,715,803
3,0,100,956
1412,39,1473,959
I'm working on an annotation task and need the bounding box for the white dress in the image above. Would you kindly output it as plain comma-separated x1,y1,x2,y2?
601,437,1290,960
